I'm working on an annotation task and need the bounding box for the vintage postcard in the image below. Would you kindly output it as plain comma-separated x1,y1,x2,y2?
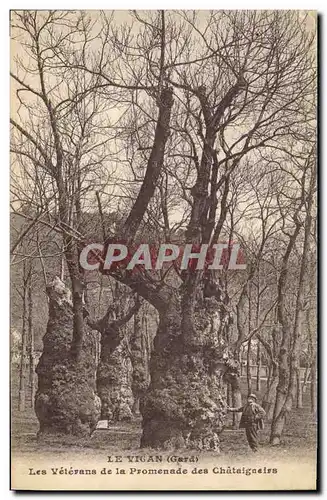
10,10,317,491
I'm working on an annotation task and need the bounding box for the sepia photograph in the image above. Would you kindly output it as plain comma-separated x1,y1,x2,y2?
10,9,317,491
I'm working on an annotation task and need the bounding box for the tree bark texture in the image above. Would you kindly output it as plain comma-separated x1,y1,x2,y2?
140,292,237,451
130,308,151,416
35,277,99,436
97,327,134,422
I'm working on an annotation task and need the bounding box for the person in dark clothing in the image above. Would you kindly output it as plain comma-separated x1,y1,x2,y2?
227,393,266,452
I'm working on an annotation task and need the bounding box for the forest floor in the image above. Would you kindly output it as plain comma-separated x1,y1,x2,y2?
11,371,317,462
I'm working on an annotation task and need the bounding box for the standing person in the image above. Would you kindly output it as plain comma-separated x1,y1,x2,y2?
227,393,266,452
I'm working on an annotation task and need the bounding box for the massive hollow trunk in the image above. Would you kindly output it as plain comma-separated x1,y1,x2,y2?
97,328,133,422
35,277,99,437
140,294,236,451
93,296,140,423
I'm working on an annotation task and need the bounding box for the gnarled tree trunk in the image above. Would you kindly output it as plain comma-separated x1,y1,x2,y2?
35,277,99,436
140,293,236,451
92,296,140,422
97,327,133,422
